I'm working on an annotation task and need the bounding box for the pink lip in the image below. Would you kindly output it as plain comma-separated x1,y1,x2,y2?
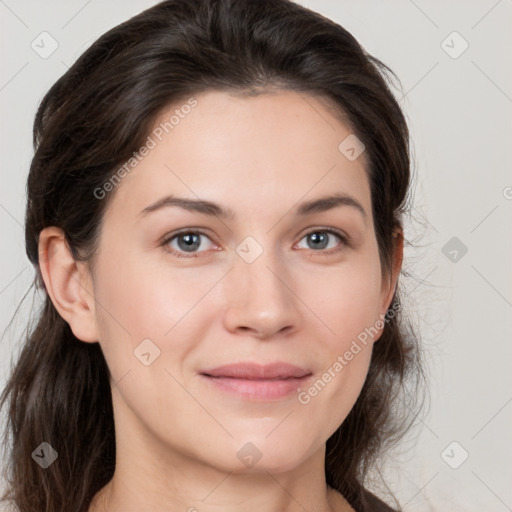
199,362,313,401
200,362,311,379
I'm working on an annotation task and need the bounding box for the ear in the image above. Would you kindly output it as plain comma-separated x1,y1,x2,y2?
372,227,403,343
379,226,404,315
38,226,99,343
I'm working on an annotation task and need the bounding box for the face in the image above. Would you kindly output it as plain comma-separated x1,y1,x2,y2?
81,90,397,475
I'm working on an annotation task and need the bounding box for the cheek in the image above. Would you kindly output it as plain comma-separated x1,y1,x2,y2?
292,252,382,423
91,249,224,382
91,252,171,374
304,252,383,349
94,248,194,335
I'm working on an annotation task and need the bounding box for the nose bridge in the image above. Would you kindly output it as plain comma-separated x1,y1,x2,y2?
222,233,301,337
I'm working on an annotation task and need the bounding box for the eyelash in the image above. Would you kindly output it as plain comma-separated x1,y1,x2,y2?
160,227,349,259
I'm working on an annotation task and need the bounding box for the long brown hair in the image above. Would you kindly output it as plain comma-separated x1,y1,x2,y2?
0,1,425,510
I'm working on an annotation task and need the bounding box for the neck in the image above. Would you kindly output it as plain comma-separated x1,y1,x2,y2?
89,432,354,512
88,386,355,512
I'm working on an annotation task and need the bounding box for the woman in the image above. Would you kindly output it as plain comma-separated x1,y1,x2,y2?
0,0,424,511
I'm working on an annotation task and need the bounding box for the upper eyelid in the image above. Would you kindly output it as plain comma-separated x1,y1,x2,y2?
162,227,216,245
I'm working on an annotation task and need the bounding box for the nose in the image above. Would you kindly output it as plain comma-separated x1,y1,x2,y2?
222,248,303,340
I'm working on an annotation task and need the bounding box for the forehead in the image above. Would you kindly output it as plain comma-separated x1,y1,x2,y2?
103,89,371,224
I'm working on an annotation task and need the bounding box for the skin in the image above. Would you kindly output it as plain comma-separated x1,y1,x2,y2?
38,89,402,512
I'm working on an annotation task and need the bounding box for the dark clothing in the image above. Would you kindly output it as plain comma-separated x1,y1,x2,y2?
348,488,399,512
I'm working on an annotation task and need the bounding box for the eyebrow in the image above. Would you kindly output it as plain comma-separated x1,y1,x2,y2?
139,192,367,222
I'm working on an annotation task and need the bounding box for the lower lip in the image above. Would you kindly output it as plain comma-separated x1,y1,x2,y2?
200,375,312,401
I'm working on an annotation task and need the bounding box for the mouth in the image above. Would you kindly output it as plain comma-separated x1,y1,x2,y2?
198,362,313,401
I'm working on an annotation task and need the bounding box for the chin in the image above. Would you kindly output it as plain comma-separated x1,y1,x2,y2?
219,435,314,475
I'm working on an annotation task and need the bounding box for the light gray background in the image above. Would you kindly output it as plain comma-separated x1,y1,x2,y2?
1,1,511,511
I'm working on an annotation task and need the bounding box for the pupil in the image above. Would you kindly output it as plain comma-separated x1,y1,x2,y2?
310,232,327,249
179,233,200,251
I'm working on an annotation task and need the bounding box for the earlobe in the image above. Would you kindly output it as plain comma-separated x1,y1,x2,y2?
38,226,99,343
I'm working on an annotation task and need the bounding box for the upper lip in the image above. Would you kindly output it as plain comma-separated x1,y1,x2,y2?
200,362,312,380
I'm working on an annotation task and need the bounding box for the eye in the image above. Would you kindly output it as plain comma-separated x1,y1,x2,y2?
295,228,348,255
161,227,348,259
161,230,217,258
